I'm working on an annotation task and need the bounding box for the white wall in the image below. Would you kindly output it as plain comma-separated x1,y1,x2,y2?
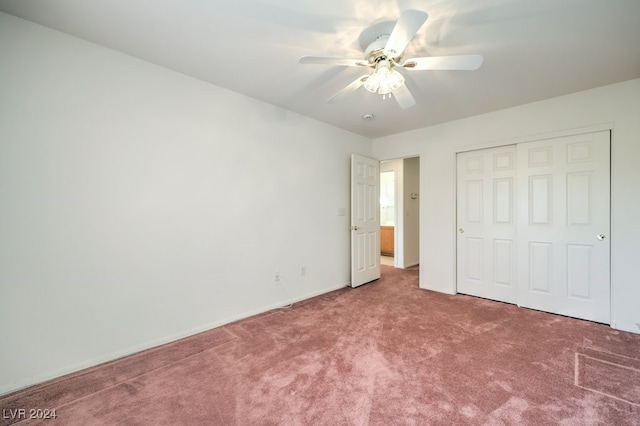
0,13,371,395
373,78,640,335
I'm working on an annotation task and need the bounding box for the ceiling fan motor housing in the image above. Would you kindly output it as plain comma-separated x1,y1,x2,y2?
364,34,397,64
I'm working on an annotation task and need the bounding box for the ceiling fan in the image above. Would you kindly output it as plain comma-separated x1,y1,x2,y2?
299,9,483,109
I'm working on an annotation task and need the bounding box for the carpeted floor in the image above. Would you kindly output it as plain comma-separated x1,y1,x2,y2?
2,265,640,425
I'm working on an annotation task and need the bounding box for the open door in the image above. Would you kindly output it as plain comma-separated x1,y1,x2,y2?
350,154,381,287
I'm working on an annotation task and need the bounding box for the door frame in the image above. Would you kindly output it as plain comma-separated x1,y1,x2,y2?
377,156,421,269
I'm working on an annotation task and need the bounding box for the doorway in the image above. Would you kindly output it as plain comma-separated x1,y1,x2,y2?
380,157,420,269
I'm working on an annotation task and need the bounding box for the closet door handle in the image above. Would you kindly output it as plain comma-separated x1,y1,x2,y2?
459,228,465,234
597,234,606,241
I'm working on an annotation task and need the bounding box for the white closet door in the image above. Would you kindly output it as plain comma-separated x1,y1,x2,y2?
516,131,610,323
457,145,517,303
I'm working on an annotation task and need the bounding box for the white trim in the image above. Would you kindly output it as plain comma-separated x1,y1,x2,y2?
455,122,614,154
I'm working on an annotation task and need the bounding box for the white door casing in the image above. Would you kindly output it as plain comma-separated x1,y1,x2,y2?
516,131,610,323
457,145,517,303
351,154,381,287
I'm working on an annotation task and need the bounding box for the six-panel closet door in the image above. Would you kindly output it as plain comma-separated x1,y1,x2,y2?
456,131,611,324
516,131,610,323
457,145,517,304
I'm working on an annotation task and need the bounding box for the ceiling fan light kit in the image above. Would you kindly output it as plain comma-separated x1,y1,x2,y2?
363,59,405,97
299,9,483,109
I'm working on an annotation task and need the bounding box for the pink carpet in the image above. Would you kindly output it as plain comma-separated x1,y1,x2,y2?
2,265,640,425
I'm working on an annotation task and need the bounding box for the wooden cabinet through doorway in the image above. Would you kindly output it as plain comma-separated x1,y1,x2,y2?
380,226,394,256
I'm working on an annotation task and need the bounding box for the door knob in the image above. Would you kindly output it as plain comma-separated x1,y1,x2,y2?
459,228,464,234
351,225,360,231
597,234,606,241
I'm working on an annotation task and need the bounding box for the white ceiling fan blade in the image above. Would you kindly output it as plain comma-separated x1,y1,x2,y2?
299,56,368,67
384,9,429,58
392,84,416,109
402,54,484,70
327,76,369,104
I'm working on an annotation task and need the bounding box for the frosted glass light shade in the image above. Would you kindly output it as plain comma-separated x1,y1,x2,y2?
363,59,405,95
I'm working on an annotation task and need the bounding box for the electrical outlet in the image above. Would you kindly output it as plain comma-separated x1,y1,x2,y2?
301,266,306,276
274,272,280,282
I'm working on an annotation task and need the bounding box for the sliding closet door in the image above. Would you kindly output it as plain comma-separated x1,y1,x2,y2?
516,131,610,323
457,145,517,303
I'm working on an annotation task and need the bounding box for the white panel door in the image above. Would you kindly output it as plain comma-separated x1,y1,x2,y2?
517,131,610,323
457,145,517,303
351,154,380,287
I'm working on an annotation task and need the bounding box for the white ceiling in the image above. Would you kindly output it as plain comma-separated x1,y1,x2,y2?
1,0,639,138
